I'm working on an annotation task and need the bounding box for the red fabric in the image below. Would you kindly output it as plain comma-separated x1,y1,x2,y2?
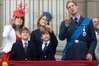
13,10,25,17
16,34,21,41
1,52,10,62
13,1,26,17
0,61,99,66
1,35,21,62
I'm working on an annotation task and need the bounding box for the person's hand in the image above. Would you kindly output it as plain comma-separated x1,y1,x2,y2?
10,17,15,25
86,53,93,61
45,25,52,33
65,13,71,25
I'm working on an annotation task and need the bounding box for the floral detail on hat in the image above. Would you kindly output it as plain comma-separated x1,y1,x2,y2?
13,1,27,17
42,12,53,22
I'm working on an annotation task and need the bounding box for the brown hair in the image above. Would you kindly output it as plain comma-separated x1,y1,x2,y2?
40,27,49,37
21,27,30,35
37,15,49,27
66,1,77,9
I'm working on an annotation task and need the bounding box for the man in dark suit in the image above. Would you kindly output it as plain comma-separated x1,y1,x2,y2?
39,29,58,60
59,1,97,61
9,27,39,61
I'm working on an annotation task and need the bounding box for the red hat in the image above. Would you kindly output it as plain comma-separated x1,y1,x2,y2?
13,1,27,17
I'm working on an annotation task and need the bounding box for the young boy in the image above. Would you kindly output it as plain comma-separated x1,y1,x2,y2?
39,29,58,60
9,27,39,61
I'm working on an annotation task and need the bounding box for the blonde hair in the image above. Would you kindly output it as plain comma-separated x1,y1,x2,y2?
39,27,49,37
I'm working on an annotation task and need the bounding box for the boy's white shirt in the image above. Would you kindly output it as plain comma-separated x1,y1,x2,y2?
22,39,28,48
42,40,50,50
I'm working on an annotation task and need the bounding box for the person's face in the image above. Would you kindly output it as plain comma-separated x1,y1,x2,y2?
67,2,78,15
41,33,50,42
14,17,23,26
39,16,48,27
92,18,99,29
92,18,99,24
21,30,30,40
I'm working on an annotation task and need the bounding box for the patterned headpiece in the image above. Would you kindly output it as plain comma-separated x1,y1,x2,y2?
42,12,53,22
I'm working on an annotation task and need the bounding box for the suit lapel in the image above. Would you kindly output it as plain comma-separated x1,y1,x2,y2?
69,18,77,32
70,17,77,26
70,16,84,26
39,44,43,53
19,41,26,54
78,16,84,26
44,42,51,52
27,41,30,52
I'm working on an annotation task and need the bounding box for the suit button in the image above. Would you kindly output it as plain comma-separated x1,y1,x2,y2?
44,56,46,58
76,26,78,28
25,58,27,60
75,40,79,43
68,29,70,31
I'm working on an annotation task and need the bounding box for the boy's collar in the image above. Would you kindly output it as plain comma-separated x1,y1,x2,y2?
44,40,50,44
22,39,28,43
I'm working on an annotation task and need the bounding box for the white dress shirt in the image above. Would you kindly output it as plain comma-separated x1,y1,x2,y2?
72,15,80,22
42,41,50,50
22,40,28,48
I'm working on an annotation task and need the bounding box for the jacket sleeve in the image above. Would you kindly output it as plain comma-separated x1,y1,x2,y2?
3,25,13,38
30,31,35,42
87,21,97,56
50,31,58,48
49,31,58,60
59,21,68,40
9,43,16,60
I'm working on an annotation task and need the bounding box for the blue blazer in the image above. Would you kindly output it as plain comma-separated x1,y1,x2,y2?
59,16,97,60
9,40,39,61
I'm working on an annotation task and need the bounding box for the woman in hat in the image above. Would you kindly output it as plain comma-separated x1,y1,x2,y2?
30,12,58,60
2,2,26,62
